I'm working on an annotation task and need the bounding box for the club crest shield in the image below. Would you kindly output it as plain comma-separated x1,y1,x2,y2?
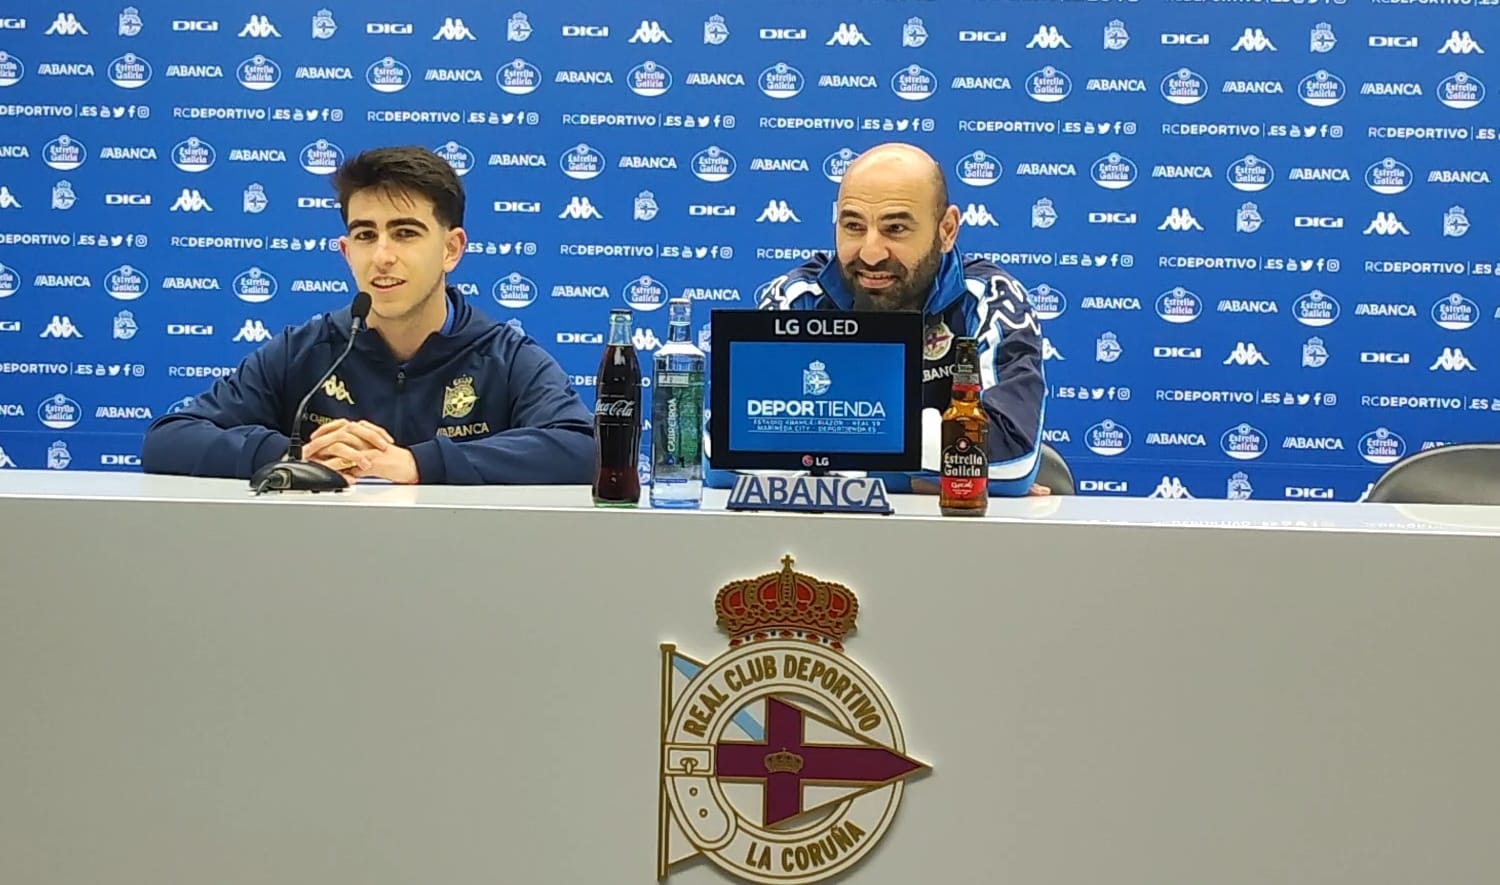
658,556,928,883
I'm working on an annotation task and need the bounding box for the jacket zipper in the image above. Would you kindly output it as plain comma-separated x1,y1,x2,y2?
395,368,406,430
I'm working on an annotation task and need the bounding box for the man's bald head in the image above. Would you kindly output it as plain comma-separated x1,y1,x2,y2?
838,143,949,222
832,143,960,312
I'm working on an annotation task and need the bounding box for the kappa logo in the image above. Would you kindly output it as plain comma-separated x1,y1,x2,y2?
1363,211,1409,236
1026,25,1070,49
40,315,82,338
170,188,213,212
238,15,280,38
1438,30,1483,55
1158,207,1202,231
0,186,19,209
959,204,998,226
630,20,672,44
1231,28,1276,52
658,556,928,884
322,374,354,405
756,200,800,223
1148,475,1194,499
1223,342,1269,366
559,196,603,219
826,23,869,47
433,17,475,41
45,12,88,36
1430,347,1476,372
232,319,272,343
442,374,477,418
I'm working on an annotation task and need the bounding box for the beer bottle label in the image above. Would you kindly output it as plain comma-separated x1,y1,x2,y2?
940,436,987,500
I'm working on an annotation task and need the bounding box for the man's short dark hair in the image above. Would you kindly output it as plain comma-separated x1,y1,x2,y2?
332,146,465,229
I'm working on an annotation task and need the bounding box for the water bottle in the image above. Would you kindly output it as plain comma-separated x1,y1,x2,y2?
650,298,705,508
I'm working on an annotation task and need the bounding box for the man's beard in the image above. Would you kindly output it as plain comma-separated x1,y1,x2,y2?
841,240,942,313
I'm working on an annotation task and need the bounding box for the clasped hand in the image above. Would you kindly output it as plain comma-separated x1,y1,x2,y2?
302,418,418,484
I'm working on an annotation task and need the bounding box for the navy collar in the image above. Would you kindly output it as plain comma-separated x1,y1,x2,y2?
814,245,967,316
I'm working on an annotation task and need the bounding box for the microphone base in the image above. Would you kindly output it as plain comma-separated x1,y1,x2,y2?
249,460,349,494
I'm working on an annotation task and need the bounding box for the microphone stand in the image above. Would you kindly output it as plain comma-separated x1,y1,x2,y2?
250,297,370,494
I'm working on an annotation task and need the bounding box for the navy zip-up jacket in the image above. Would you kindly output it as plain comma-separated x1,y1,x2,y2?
705,247,1047,496
141,287,595,484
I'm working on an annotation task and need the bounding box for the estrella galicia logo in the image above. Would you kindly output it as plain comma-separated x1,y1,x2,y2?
232,267,278,304
300,139,345,174
108,53,151,89
1437,71,1484,110
38,394,82,430
628,60,672,97
1091,153,1137,190
0,261,19,298
43,134,86,171
237,55,281,91
104,264,148,301
956,150,1002,187
366,57,412,93
891,64,937,101
0,51,23,88
1221,423,1269,461
1293,289,1341,327
1364,157,1412,195
623,275,669,311
433,141,475,176
1298,70,1345,107
691,145,736,182
497,58,541,95
1161,68,1207,105
758,62,804,99
1086,419,1131,457
1156,287,1203,324
1026,66,1072,103
823,147,860,183
166,396,197,415
1027,283,1066,321
1359,427,1406,465
560,143,605,180
1432,292,1480,331
1227,154,1274,192
172,136,216,173
492,272,538,309
803,361,832,396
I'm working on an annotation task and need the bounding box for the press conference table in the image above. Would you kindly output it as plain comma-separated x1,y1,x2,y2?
2,472,1499,885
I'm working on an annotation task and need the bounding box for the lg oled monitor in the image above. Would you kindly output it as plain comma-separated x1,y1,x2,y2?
707,309,924,473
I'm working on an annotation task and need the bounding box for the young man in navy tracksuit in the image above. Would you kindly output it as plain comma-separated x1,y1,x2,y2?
707,142,1048,496
142,146,594,485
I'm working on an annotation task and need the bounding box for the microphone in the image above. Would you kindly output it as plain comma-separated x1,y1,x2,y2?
249,291,373,494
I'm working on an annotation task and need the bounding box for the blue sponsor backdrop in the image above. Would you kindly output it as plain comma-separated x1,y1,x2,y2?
0,2,1496,500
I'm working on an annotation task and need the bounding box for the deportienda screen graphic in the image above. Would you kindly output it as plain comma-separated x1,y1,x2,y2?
727,342,903,454
0,5,1494,500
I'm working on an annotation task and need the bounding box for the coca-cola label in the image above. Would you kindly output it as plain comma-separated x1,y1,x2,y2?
597,398,636,418
940,437,986,499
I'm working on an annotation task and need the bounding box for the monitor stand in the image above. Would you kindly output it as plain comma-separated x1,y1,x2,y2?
724,469,894,515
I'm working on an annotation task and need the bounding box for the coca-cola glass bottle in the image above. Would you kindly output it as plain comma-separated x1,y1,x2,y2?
593,309,642,506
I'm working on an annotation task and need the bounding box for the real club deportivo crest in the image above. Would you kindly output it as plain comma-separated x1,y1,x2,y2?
658,557,927,884
442,375,477,419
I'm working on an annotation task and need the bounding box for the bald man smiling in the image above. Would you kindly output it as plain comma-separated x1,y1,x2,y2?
711,143,1047,496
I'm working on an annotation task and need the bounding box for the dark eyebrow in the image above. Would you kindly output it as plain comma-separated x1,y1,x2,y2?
347,217,431,233
839,208,918,225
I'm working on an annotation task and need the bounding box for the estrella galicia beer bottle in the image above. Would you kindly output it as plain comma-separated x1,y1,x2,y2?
593,309,643,507
939,337,989,516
